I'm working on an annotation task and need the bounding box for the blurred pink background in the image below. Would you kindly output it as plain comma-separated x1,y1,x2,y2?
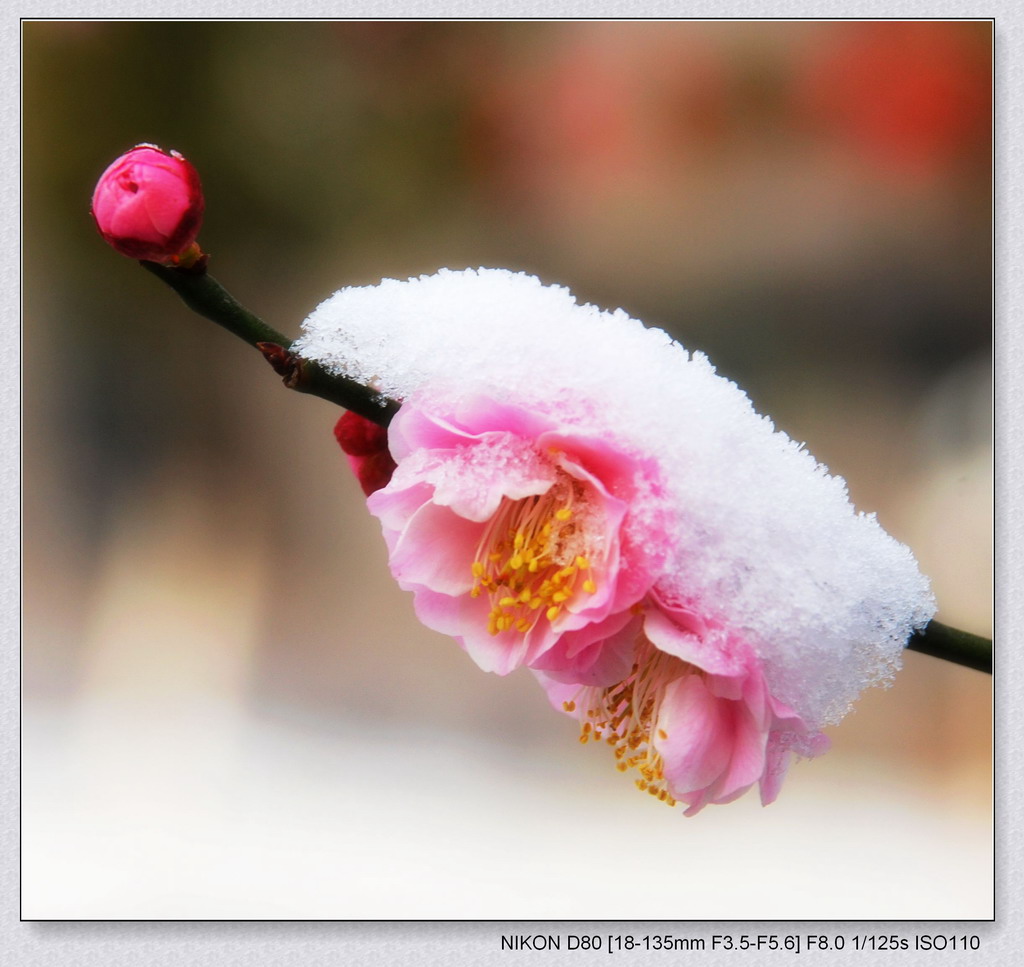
22,20,991,919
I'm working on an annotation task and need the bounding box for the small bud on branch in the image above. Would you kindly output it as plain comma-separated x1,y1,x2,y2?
91,144,205,263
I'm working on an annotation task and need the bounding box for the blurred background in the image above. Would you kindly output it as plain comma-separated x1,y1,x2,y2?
22,21,991,919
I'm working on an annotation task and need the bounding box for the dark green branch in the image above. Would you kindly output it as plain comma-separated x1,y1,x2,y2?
907,620,991,674
140,260,399,427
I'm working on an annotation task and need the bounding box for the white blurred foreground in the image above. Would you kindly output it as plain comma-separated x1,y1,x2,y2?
24,696,990,920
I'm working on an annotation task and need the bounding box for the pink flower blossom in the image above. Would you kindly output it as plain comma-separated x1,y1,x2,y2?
91,144,204,262
535,593,829,815
359,393,828,814
365,397,662,676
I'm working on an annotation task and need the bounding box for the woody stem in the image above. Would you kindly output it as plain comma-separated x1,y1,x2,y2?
906,620,991,674
139,260,399,426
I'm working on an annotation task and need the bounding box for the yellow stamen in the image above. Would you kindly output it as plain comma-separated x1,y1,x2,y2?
469,473,602,639
572,637,687,810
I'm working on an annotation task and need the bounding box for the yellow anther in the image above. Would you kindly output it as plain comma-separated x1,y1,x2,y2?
562,700,576,712
635,779,648,791
658,729,668,741
617,762,628,772
583,579,597,594
583,722,591,733
471,479,602,641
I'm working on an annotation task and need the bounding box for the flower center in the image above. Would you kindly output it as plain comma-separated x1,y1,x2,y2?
471,474,600,636
567,636,689,807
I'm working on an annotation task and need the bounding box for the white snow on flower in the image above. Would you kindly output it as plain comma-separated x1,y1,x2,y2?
295,268,935,730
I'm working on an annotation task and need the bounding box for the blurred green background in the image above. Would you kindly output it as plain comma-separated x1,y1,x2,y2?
23,21,991,919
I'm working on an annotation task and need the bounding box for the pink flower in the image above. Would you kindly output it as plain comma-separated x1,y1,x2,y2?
362,393,828,814
536,592,829,815
365,397,662,676
91,144,204,262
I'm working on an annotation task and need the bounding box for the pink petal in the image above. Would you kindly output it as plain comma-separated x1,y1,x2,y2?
643,603,747,678
530,610,640,686
367,480,433,555
387,500,482,596
655,675,734,795
704,697,768,802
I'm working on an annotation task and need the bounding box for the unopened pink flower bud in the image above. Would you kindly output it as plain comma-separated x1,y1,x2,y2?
91,144,204,263
334,411,397,496
334,410,389,457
